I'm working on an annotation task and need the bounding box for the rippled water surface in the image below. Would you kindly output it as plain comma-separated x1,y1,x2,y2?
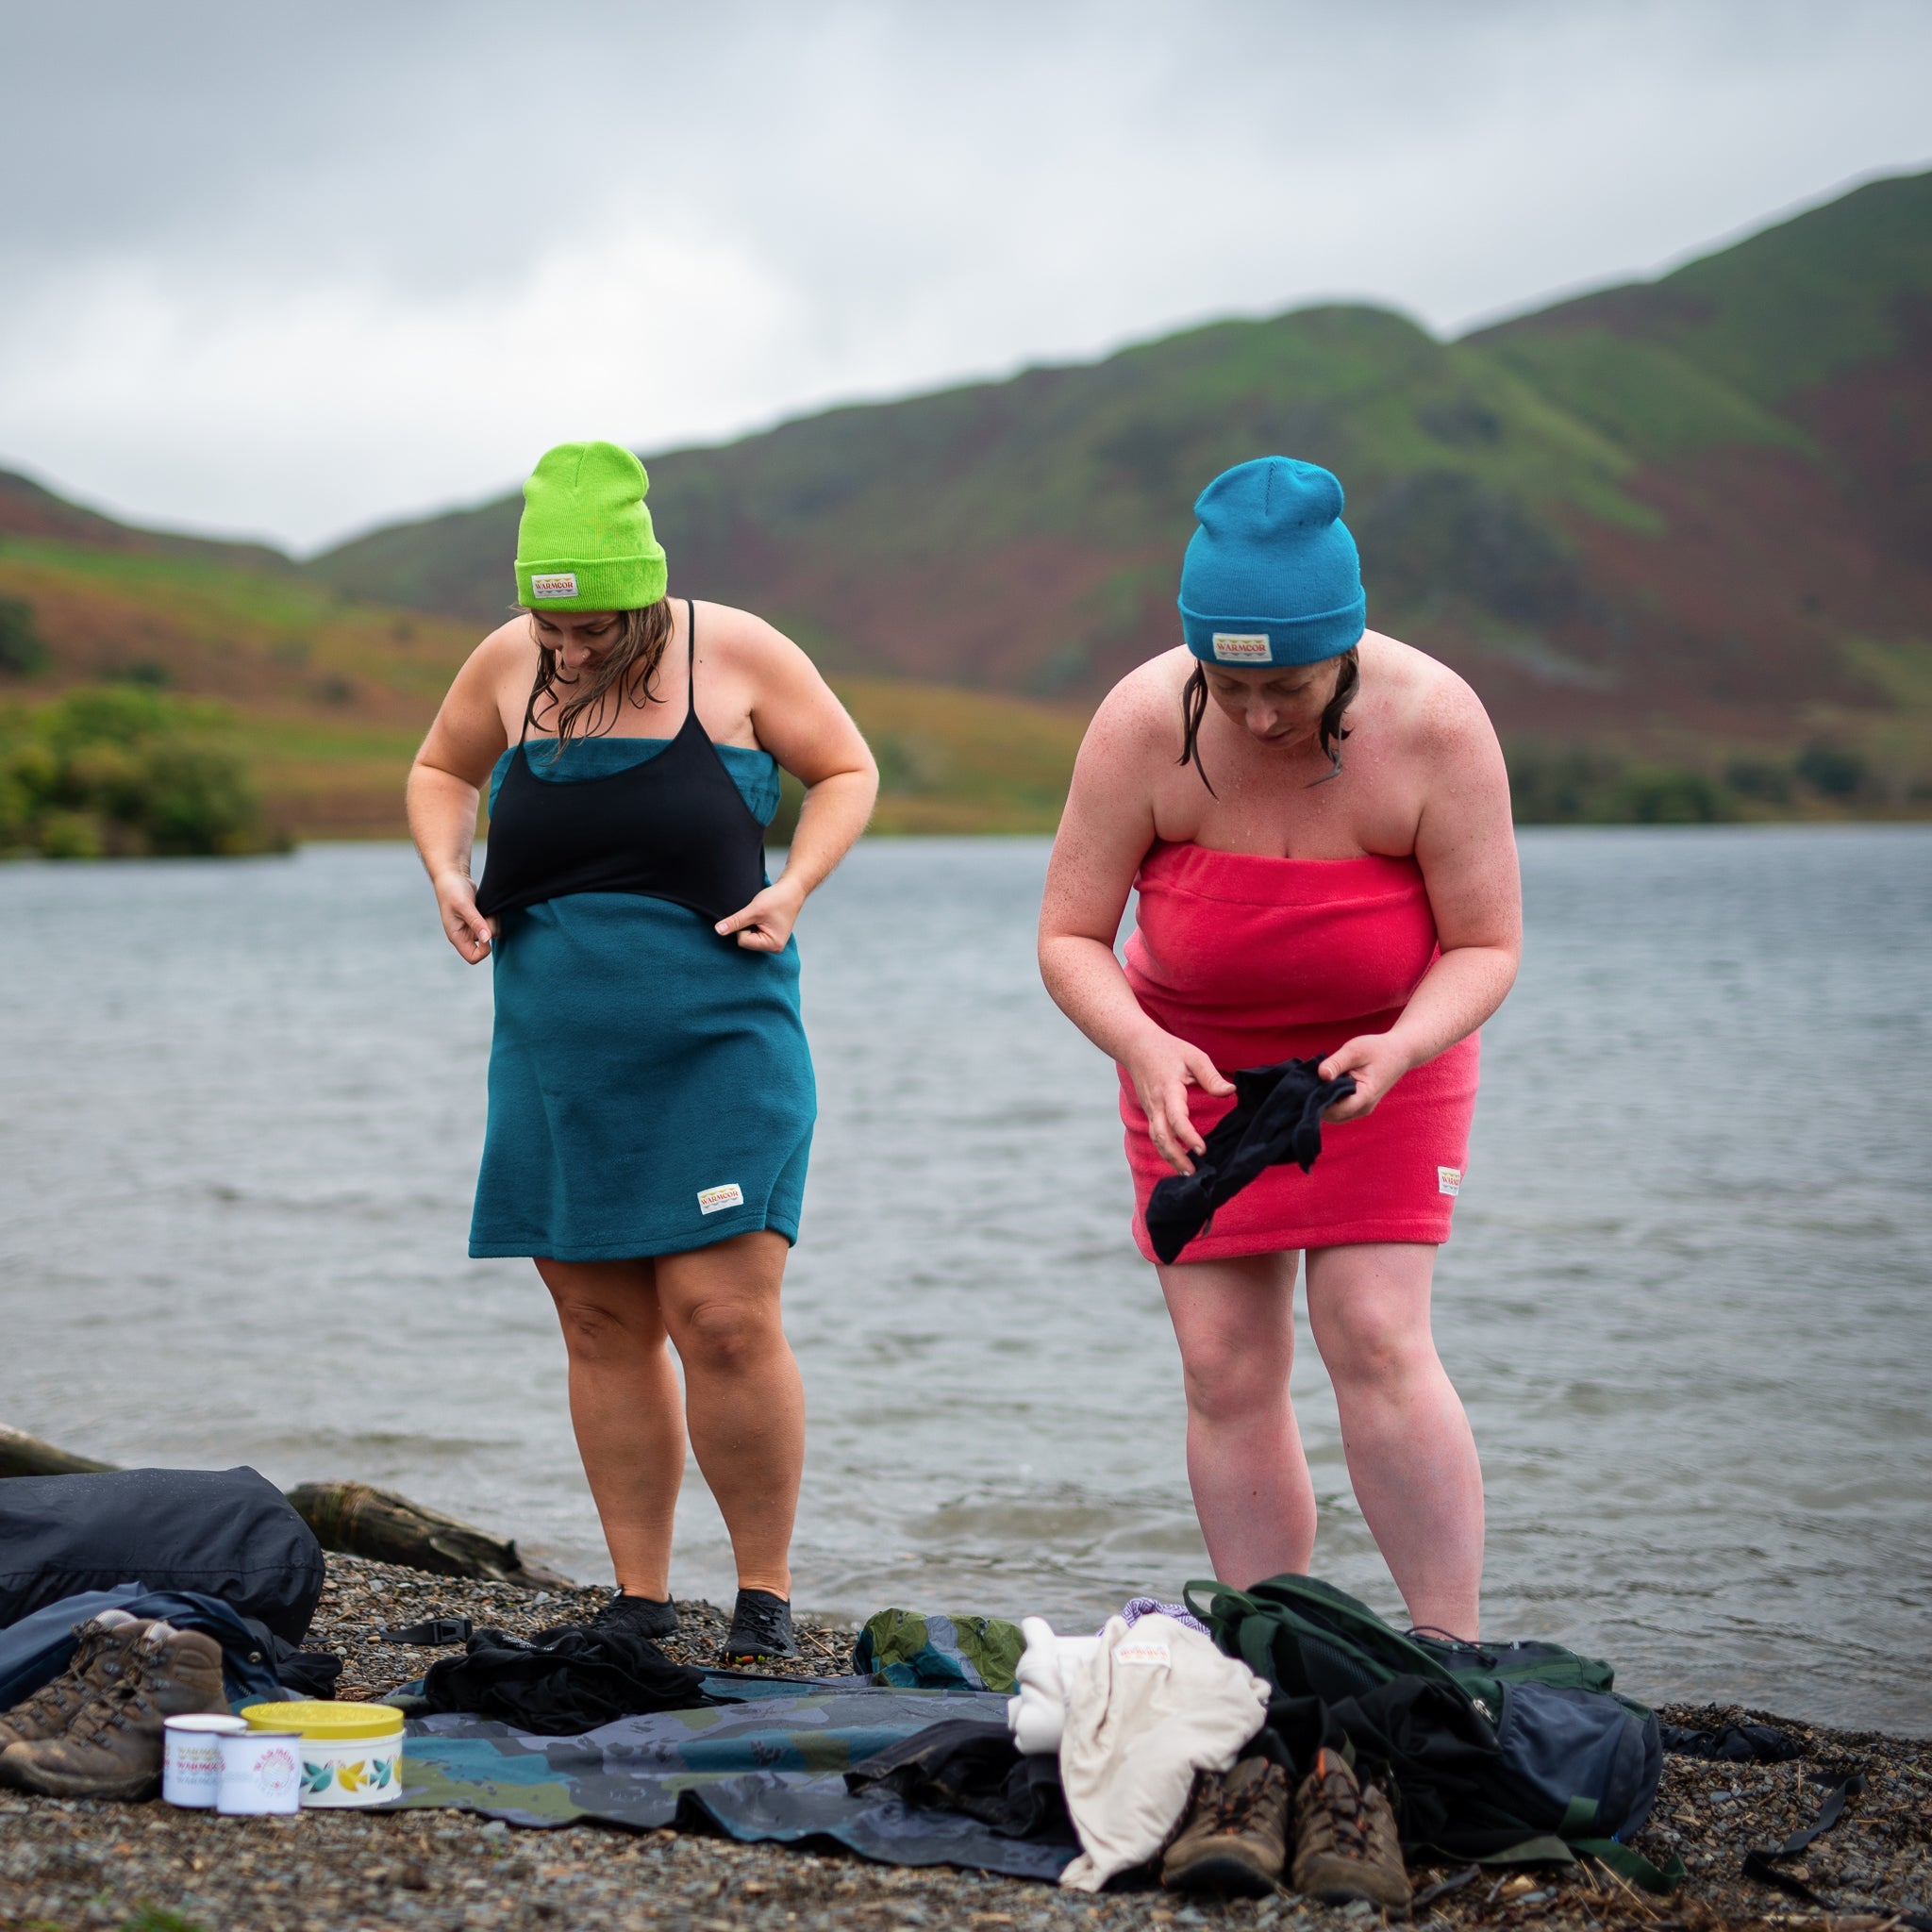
1,829,1927,1731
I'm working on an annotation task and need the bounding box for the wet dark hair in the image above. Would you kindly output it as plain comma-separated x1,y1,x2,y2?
520,599,675,747
1178,646,1359,795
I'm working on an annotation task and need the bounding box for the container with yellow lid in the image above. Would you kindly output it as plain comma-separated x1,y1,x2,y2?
245,1700,405,1807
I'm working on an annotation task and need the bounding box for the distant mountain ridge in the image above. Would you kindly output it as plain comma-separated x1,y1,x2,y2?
0,469,299,578
4,168,1927,801
298,169,1932,749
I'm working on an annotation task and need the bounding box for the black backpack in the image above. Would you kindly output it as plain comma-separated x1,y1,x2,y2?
1186,1574,1680,1891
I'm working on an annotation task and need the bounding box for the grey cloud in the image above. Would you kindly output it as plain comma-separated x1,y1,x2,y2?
1,0,1927,545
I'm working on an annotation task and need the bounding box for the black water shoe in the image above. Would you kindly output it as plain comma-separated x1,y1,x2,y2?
583,1590,680,1642
722,1588,798,1662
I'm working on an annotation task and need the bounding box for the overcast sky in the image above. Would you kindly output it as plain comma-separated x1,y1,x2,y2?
2,0,1926,553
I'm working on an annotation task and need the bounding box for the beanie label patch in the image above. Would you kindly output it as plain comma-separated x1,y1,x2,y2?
1210,633,1273,663
529,572,579,600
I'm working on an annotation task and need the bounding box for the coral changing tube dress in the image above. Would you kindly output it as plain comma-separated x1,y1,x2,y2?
1119,842,1478,1261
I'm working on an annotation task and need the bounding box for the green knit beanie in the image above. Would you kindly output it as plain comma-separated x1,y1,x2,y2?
514,441,667,610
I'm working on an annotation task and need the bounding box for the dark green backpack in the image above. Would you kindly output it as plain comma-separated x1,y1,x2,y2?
1186,1574,1680,1892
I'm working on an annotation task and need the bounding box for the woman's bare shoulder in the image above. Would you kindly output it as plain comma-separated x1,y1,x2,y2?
1362,631,1496,755
473,614,539,673
688,598,792,660
688,599,827,699
1083,647,1192,759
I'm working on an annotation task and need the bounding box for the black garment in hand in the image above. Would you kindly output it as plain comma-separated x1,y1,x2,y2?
846,1719,1075,1843
1145,1057,1357,1265
418,1623,711,1734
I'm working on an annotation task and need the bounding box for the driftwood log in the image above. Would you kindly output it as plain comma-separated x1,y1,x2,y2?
0,1424,118,1478
0,1424,569,1590
283,1482,571,1588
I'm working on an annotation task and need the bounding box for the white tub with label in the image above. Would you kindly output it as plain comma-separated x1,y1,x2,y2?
244,1700,405,1807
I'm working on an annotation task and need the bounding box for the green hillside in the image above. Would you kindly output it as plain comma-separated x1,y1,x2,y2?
312,170,1932,809
0,525,1085,838
5,169,1929,833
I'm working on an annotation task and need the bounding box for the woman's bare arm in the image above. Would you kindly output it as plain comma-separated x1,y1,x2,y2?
406,630,517,963
720,617,878,953
1320,678,1522,1118
1040,678,1233,1174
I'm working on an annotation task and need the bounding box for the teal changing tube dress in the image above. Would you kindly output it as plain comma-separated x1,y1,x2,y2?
468,735,816,1261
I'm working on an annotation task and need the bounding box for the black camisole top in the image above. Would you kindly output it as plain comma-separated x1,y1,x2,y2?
474,602,770,927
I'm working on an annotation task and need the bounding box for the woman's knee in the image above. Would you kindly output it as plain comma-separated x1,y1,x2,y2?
1315,1296,1436,1393
549,1293,661,1363
1307,1247,1440,1391
672,1295,784,1377
1178,1334,1291,1424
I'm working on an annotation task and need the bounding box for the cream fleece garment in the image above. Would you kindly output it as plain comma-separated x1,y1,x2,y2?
1057,1613,1270,1891
1008,1616,1102,1756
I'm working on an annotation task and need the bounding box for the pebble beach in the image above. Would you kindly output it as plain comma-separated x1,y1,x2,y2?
2,1557,1927,1932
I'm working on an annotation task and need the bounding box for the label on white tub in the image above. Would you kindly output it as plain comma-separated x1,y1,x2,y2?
1438,1166,1463,1197
698,1183,745,1215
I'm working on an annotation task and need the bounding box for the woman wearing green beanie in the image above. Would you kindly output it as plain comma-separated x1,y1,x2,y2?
408,441,877,1662
1039,457,1521,1648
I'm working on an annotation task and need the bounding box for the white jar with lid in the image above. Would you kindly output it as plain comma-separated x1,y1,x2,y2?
243,1700,405,1807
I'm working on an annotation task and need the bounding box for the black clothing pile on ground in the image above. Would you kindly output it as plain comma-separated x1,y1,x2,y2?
846,1718,1074,1845
416,1621,712,1733
1658,1720,1802,1762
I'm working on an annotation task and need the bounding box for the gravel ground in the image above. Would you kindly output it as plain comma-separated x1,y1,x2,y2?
2,1557,1927,1932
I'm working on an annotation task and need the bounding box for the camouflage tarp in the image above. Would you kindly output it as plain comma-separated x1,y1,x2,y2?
398,1682,1074,1881
853,1610,1026,1693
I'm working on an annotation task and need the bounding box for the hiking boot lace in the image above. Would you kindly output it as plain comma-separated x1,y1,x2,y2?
1314,1765,1372,1857
1200,1770,1274,1836
7,1630,104,1724
59,1647,160,1747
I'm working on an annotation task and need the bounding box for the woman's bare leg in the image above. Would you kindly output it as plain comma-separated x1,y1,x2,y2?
1157,1250,1316,1588
654,1230,804,1598
1304,1241,1485,1640
536,1256,685,1599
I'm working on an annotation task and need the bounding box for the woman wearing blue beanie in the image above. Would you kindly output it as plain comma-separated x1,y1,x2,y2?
1039,457,1521,1643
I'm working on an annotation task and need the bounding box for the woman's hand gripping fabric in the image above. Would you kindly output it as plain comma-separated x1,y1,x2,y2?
437,872,495,963
1124,1031,1236,1175
1317,1032,1412,1120
715,877,806,952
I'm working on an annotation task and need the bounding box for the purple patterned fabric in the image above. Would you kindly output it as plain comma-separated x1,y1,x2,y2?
1116,1597,1210,1637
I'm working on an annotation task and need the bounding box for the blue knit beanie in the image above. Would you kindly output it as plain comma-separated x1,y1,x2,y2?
1177,457,1366,666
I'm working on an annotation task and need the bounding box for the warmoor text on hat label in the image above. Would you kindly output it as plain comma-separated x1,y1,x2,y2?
529,572,579,599
1210,633,1272,662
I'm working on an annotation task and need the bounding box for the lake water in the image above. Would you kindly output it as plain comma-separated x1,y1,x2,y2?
1,829,1927,1733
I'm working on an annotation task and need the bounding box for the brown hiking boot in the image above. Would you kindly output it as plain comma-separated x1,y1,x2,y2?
1290,1748,1412,1915
0,1622,228,1801
1161,1756,1291,1895
0,1613,151,1749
